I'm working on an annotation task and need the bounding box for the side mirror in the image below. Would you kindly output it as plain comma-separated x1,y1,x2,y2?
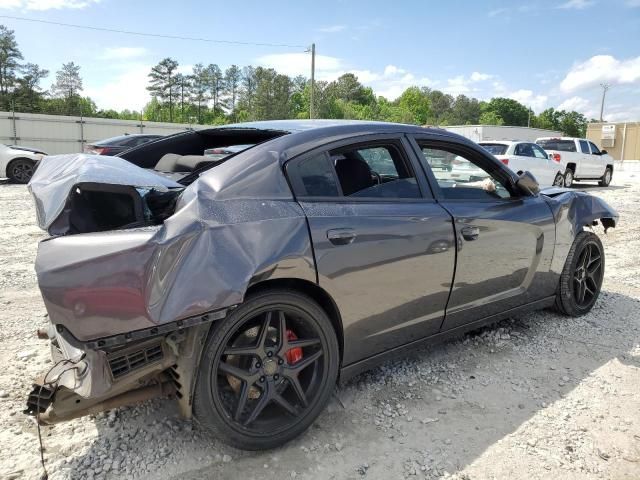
601,149,608,155
516,171,540,196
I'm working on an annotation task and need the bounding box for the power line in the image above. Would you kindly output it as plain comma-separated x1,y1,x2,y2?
0,15,306,48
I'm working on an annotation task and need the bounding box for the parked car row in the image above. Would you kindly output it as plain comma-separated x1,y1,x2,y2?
477,137,614,188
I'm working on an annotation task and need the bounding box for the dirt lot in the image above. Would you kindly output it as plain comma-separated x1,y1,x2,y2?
0,176,639,480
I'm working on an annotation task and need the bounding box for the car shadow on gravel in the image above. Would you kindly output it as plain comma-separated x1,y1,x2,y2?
58,289,639,480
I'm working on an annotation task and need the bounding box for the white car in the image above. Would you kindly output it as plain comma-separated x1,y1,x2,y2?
0,144,47,184
535,137,614,187
479,141,565,187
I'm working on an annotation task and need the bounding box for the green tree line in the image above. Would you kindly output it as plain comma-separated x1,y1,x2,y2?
0,25,592,137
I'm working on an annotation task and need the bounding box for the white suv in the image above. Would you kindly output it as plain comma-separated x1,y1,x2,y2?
479,141,565,187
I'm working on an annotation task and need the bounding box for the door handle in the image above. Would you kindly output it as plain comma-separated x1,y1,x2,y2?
327,228,356,246
461,226,480,241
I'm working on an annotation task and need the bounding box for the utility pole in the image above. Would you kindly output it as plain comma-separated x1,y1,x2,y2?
527,107,531,128
599,83,610,122
308,43,316,119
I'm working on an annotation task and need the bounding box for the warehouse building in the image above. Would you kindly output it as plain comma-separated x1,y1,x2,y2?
587,122,640,161
443,125,562,143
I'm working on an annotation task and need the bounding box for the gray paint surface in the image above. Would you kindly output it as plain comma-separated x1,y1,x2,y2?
28,121,618,377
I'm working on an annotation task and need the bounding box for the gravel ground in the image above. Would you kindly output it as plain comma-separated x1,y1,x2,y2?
0,176,639,480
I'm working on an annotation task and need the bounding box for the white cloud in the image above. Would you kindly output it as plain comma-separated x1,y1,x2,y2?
317,25,346,33
0,0,99,9
84,64,150,111
557,0,595,9
626,0,640,6
508,89,548,110
557,96,590,112
443,72,494,95
99,47,148,61
488,7,508,17
257,53,342,79
560,55,640,92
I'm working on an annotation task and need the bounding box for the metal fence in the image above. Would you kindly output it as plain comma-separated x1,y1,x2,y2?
0,111,197,155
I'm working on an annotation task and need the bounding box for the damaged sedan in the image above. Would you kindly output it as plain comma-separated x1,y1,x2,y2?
25,120,618,450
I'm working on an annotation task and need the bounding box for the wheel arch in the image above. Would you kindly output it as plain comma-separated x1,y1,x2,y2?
566,162,576,172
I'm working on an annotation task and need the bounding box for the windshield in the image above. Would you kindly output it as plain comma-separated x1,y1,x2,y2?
480,143,508,155
536,139,577,152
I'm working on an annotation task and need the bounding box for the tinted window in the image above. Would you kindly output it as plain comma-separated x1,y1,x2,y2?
536,139,577,152
531,144,548,159
589,142,601,155
480,143,508,155
330,144,420,198
290,153,340,197
579,140,590,154
417,144,512,200
515,143,535,157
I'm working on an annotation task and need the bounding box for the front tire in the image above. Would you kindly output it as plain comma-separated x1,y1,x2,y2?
553,173,565,187
555,231,605,316
599,167,612,187
193,289,339,450
564,168,575,188
7,158,36,184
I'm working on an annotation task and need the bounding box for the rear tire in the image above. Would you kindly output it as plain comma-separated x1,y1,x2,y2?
555,231,604,316
599,167,612,187
193,289,339,450
7,158,35,184
564,168,575,188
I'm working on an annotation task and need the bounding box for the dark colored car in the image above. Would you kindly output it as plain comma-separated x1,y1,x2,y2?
26,120,617,450
84,134,163,157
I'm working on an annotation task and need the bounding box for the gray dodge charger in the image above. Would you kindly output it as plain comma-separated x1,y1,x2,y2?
25,120,618,450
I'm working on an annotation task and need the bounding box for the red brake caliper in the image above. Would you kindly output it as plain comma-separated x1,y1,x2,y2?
285,329,303,364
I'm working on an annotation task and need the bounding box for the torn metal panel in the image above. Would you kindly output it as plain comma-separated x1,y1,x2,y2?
29,154,182,231
541,187,618,274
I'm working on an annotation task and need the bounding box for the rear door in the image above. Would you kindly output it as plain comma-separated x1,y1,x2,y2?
409,135,557,331
286,134,456,366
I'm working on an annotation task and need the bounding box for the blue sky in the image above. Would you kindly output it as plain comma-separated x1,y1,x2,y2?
1,0,639,120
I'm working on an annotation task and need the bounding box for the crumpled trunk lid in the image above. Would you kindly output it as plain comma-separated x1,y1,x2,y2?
28,154,184,236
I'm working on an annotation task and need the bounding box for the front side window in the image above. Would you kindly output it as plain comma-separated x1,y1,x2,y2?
515,143,535,157
416,143,512,200
589,142,601,155
531,144,548,159
579,140,590,154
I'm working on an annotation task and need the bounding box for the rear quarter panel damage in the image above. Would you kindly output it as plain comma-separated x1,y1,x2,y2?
34,153,316,343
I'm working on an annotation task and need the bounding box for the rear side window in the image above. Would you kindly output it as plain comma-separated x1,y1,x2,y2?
288,153,340,197
537,139,577,152
287,141,421,200
480,143,508,155
579,140,590,154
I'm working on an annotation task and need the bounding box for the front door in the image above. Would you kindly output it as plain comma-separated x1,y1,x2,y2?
285,136,456,365
410,137,557,331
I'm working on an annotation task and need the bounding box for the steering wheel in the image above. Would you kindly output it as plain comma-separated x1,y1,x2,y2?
371,171,382,185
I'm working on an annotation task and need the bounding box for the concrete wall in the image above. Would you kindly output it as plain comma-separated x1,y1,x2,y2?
444,125,563,143
587,122,640,161
0,111,197,155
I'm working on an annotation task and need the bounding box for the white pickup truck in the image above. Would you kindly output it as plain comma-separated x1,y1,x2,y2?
535,137,614,187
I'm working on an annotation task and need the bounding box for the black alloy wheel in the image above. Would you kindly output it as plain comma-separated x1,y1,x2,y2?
572,242,603,307
555,231,605,316
194,290,339,450
8,159,35,184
